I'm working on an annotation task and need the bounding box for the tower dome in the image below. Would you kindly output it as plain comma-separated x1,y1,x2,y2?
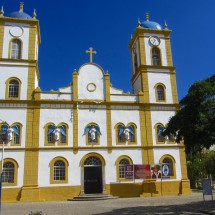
8,2,32,19
141,13,162,30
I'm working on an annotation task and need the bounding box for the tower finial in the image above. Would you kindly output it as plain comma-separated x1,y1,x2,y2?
33,9,37,19
137,18,141,27
0,6,4,17
146,12,149,21
164,20,168,29
19,2,24,12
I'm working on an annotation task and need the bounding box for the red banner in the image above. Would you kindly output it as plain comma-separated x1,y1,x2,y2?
134,165,151,179
125,165,151,179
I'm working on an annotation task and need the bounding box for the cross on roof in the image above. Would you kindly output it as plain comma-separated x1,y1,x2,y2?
86,47,97,63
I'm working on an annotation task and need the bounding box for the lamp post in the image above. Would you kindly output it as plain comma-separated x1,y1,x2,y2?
0,119,7,215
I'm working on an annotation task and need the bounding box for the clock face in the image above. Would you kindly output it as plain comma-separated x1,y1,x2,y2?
149,36,160,46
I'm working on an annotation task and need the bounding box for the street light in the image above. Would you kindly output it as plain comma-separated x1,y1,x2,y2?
0,119,7,215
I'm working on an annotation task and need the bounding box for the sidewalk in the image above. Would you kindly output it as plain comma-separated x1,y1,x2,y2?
2,192,215,215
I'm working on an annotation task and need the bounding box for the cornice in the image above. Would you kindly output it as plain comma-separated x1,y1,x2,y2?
0,16,41,43
129,27,172,49
131,65,176,83
2,144,184,151
0,99,180,110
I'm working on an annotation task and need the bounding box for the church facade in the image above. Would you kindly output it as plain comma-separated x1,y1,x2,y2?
0,3,191,202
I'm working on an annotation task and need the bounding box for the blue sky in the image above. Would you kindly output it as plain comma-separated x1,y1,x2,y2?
2,0,215,100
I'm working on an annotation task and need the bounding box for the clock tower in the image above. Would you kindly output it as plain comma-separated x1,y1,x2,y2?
129,13,178,104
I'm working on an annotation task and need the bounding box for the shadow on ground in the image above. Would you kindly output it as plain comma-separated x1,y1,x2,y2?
93,200,215,215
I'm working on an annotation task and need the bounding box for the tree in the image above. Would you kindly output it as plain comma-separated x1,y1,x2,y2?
163,74,215,154
187,150,215,188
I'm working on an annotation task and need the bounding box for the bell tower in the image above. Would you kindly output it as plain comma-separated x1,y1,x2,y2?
129,13,178,104
0,2,41,101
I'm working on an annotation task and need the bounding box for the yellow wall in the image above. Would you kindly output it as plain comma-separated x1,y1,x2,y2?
2,179,191,202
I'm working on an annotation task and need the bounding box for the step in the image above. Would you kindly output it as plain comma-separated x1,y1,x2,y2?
68,193,118,201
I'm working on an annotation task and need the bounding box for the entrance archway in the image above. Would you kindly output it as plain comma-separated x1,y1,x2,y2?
84,156,102,194
80,153,106,195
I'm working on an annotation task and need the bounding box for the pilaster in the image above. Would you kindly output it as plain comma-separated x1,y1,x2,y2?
28,24,36,60
72,71,78,153
106,105,112,153
138,35,146,65
165,36,173,66
141,71,150,103
170,70,179,103
0,20,4,58
21,103,40,201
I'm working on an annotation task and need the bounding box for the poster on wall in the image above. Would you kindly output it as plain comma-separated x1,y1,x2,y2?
134,165,151,179
151,164,162,179
125,165,151,179
161,163,171,179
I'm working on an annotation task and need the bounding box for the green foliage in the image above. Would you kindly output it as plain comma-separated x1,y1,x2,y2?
187,150,215,188
163,74,215,154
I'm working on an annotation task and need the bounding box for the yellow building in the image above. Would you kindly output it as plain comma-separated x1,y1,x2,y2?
0,3,191,202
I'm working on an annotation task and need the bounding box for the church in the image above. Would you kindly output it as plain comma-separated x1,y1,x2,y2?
0,3,191,202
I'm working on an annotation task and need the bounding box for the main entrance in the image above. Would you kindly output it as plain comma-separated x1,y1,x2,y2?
84,156,103,194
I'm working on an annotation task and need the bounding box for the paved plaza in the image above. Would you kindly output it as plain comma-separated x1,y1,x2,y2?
2,192,215,215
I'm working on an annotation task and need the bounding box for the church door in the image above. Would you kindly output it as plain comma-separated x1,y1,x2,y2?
84,156,103,194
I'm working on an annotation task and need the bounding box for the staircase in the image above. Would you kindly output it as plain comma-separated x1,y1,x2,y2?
68,193,118,201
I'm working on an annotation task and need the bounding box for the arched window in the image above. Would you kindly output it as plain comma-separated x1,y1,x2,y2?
47,125,55,144
115,123,137,145
59,125,66,144
117,125,126,143
129,125,136,143
156,124,165,143
2,162,15,183
156,85,165,101
13,125,20,144
45,123,68,146
84,156,102,166
8,80,19,98
152,47,161,66
116,156,133,181
160,155,176,179
50,157,68,184
119,159,130,179
54,160,65,181
84,123,101,145
11,39,21,59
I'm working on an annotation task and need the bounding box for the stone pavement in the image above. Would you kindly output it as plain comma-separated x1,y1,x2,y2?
2,192,215,215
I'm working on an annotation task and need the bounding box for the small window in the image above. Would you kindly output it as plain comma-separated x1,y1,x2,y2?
47,125,54,143
54,160,65,181
13,125,20,144
157,125,165,142
2,162,15,183
157,85,165,101
11,39,21,59
152,47,161,66
118,125,126,143
129,125,135,142
60,125,66,143
119,159,130,179
8,80,19,98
